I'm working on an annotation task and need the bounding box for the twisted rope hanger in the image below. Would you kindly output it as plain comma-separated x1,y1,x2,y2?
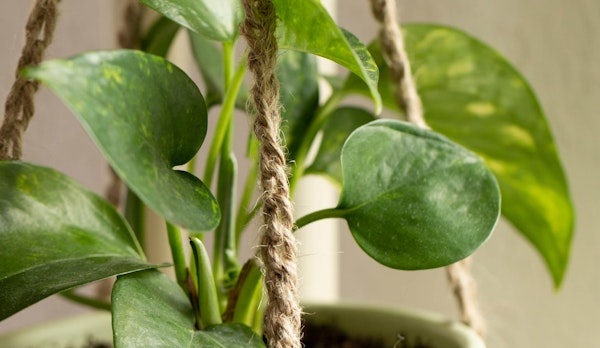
368,0,486,338
0,0,61,161
241,1,302,347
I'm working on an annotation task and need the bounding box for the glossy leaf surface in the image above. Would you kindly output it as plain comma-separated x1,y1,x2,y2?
0,162,150,320
112,269,265,347
139,0,243,42
306,107,375,185
343,24,574,285
337,120,500,270
24,50,220,232
273,0,381,113
277,50,320,158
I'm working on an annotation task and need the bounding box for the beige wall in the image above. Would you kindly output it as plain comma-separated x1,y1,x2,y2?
1,1,598,347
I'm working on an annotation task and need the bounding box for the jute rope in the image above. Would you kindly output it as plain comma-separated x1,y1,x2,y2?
446,258,486,337
241,1,302,347
368,0,486,338
0,0,61,161
369,0,426,129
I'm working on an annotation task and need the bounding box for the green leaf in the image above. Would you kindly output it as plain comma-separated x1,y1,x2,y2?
112,269,265,347
190,237,222,328
345,24,573,286
0,162,151,320
336,120,500,270
306,107,376,185
188,31,248,109
24,50,220,232
273,0,381,113
139,0,243,42
141,16,181,57
277,50,320,158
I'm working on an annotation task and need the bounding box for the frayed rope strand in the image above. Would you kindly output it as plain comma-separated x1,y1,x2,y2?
369,0,427,128
0,0,61,160
241,1,302,347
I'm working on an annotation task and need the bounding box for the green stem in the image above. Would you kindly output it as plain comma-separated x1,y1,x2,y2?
214,151,240,310
60,290,111,311
186,155,197,174
231,260,263,333
203,54,247,188
166,222,188,291
235,136,259,240
289,91,344,194
295,207,347,229
124,188,145,251
223,41,234,89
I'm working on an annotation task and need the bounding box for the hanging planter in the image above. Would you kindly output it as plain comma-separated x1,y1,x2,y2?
303,303,485,348
0,0,573,347
0,304,483,348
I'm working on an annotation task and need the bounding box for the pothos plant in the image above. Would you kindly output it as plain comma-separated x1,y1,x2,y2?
0,0,573,346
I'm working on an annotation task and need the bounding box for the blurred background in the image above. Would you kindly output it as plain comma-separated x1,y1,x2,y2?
0,1,598,347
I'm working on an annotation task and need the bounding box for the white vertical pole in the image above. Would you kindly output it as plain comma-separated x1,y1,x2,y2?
295,0,340,303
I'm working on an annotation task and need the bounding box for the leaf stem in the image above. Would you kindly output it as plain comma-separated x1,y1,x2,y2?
203,54,247,188
60,289,111,311
289,90,344,194
295,207,347,229
235,136,259,240
166,222,188,290
124,188,145,252
213,152,240,310
227,259,264,335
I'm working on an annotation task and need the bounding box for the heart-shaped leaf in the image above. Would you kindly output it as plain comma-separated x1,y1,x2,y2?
336,120,500,270
24,50,220,232
342,24,574,286
140,0,244,42
273,0,381,113
0,162,152,320
306,107,376,185
112,269,265,347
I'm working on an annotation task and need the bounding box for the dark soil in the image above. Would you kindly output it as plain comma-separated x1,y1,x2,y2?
73,326,436,348
302,323,436,348
80,336,112,348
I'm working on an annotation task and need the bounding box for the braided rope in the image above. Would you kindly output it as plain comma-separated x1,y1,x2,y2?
446,258,486,337
368,0,486,338
369,0,427,128
0,0,61,160
241,1,302,347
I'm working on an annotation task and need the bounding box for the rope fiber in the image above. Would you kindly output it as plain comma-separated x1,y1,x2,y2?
241,0,302,347
0,0,61,160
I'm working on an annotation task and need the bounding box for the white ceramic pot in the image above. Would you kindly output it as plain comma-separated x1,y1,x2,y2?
304,303,486,348
0,304,485,348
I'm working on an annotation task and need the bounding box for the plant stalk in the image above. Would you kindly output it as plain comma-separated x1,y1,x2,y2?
203,55,247,188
